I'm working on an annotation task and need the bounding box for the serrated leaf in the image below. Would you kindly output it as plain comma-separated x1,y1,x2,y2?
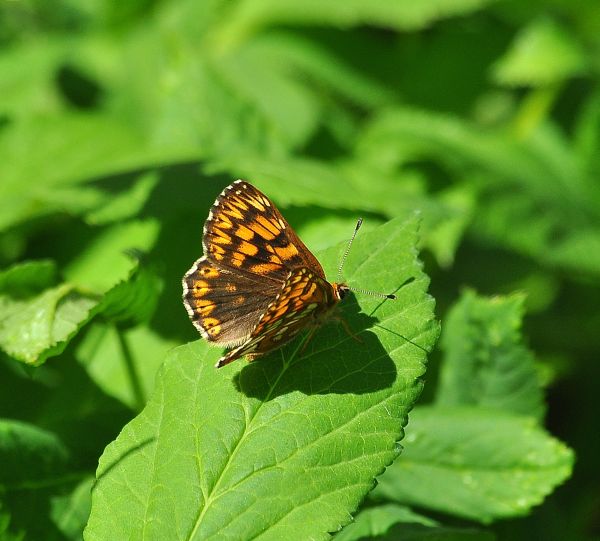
371,523,495,541
63,219,160,293
98,263,163,328
492,18,586,87
334,503,437,540
0,283,98,366
437,290,545,420
84,216,439,540
0,257,162,366
374,406,574,523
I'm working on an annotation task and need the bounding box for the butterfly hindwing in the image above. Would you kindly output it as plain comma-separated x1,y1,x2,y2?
215,267,336,367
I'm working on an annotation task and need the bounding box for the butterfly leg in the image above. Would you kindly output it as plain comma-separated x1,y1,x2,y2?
298,326,318,355
336,316,362,344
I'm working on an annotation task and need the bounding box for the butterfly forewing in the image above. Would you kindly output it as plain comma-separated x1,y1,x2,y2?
203,181,326,280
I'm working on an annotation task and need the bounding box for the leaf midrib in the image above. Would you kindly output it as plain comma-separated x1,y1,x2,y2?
186,347,296,540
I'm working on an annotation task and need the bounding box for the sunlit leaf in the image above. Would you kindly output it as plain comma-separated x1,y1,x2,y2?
375,407,574,523
437,290,545,420
85,216,439,540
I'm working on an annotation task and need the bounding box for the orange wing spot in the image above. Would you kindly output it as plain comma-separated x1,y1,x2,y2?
212,252,224,261
203,317,220,328
209,244,225,255
200,267,219,278
208,325,222,336
233,295,246,306
211,235,231,245
274,305,290,319
192,279,209,297
199,304,215,315
274,243,299,261
217,217,233,229
300,281,317,301
230,196,249,211
256,215,281,236
238,240,259,256
195,298,215,307
225,283,237,292
236,225,255,241
250,222,276,240
223,205,244,219
231,253,245,267
244,196,265,212
250,262,281,275
200,266,220,278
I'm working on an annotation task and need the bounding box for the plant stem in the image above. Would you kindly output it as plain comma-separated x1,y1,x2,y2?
116,327,145,411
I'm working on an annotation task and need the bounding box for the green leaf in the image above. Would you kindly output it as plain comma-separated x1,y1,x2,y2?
334,503,437,540
50,476,93,541
370,523,495,541
0,509,25,541
98,262,163,328
0,260,57,296
84,171,160,226
436,290,545,420
85,216,439,540
374,406,574,523
219,0,497,43
0,282,98,366
76,323,177,410
0,419,69,488
63,219,160,293
492,18,587,87
359,107,600,276
0,256,162,366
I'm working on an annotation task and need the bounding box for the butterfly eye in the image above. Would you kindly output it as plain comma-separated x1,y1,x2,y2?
336,284,350,300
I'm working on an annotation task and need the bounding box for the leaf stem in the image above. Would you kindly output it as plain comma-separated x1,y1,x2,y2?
116,326,145,411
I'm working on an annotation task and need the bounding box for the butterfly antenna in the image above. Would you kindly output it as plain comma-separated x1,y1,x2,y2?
337,218,363,282
348,287,396,300
337,218,396,300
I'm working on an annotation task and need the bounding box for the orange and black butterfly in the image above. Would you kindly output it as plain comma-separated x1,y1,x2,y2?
182,180,394,368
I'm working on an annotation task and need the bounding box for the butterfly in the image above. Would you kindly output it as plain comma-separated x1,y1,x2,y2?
182,180,394,368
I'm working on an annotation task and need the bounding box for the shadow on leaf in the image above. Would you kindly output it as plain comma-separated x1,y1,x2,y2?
233,294,397,399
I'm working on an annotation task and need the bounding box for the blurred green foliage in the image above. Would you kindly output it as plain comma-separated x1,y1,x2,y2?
1,0,599,539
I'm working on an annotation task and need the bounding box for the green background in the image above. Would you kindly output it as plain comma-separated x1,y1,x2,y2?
0,0,598,539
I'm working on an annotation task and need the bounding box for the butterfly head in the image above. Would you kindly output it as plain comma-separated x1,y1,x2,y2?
333,282,350,300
